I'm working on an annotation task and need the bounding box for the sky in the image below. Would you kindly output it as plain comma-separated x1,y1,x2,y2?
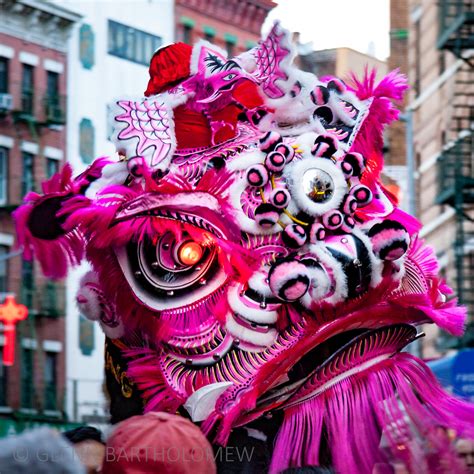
265,0,390,60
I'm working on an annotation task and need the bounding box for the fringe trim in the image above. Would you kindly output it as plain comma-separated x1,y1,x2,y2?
270,353,473,474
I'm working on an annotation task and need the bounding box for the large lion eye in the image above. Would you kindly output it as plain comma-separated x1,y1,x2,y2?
302,169,335,203
116,230,227,311
287,158,347,216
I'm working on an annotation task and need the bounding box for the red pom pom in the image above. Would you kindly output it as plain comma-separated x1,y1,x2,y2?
144,42,192,96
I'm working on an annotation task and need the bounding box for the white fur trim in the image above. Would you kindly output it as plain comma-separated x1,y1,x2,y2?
225,314,277,347
247,268,274,297
227,285,278,324
226,149,265,171
76,271,102,321
284,157,347,216
351,227,384,288
191,40,228,76
85,160,129,199
307,244,348,305
99,320,124,339
301,265,331,307
236,50,257,73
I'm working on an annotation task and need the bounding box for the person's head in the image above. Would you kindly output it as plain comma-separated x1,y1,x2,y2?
281,467,335,474
456,438,474,470
102,411,216,474
0,427,85,473
64,426,105,474
372,463,395,474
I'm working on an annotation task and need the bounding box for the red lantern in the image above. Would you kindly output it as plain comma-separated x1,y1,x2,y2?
0,295,28,366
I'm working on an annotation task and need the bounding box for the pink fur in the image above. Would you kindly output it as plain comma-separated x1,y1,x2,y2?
13,165,84,279
388,208,422,235
349,69,408,187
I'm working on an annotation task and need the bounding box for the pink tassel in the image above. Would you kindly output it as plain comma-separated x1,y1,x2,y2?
350,68,408,102
125,347,185,413
425,299,467,336
407,236,439,277
271,396,324,470
270,353,473,474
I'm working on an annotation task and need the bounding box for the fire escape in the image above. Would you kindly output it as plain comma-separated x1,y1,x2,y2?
436,1,474,346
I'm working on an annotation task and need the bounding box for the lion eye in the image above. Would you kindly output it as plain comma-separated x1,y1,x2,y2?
223,73,237,81
116,230,226,311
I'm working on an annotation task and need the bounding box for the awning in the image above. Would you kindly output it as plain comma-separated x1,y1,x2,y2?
428,349,474,402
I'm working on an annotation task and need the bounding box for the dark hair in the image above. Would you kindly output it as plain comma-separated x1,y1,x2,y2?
281,467,335,474
63,426,104,445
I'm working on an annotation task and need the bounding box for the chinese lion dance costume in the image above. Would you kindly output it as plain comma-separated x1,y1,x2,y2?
14,24,474,473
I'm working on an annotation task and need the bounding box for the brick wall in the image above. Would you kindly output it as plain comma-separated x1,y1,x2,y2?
406,0,474,357
387,0,409,167
0,32,67,413
175,0,275,54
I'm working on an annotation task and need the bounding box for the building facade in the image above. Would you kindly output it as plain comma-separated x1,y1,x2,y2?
62,0,174,425
388,0,409,168
298,46,387,83
0,0,80,434
406,0,474,357
385,0,410,211
175,0,275,54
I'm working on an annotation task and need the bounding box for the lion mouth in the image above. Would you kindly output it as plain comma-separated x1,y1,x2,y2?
232,322,420,427
179,322,419,425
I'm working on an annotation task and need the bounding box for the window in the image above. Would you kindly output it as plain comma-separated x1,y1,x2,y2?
44,352,57,410
0,356,7,406
21,348,34,408
134,31,146,65
46,158,59,179
21,64,34,115
204,32,215,42
203,26,216,43
183,25,193,45
0,245,8,294
0,57,8,93
224,34,237,57
0,146,7,205
414,18,421,96
108,21,162,66
22,259,34,309
225,41,234,57
438,51,446,75
22,152,34,197
46,71,59,99
45,71,64,123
